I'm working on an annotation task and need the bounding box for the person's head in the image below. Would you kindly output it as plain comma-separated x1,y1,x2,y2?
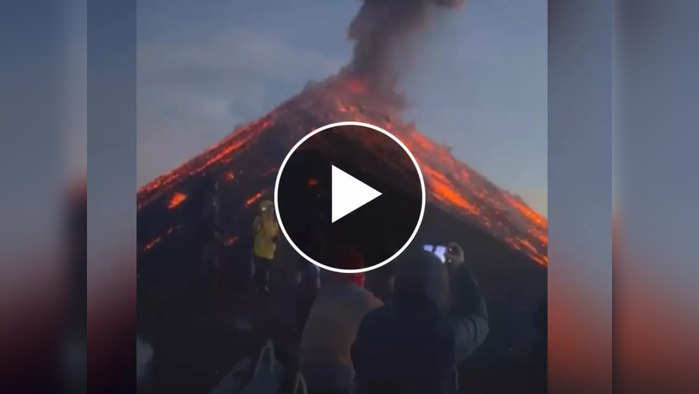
445,241,464,265
394,247,450,312
320,246,366,287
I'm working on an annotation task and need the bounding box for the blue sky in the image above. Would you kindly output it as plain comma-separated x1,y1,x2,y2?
137,0,547,214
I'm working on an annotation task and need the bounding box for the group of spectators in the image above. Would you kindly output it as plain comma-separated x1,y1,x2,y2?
251,201,489,394
299,246,488,394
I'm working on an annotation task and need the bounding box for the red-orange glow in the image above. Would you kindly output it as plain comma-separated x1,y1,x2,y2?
201,139,248,169
410,132,437,152
519,239,539,256
139,74,548,267
143,236,162,252
343,78,367,95
167,192,187,210
244,192,263,208
143,226,179,253
506,237,521,251
261,167,278,177
505,236,548,266
337,102,358,113
423,166,480,215
224,235,239,247
199,118,274,172
138,117,275,209
504,193,546,226
423,165,450,185
431,181,480,215
530,255,548,267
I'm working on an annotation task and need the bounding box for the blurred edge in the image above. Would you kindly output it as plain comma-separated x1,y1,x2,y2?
86,0,137,393
548,1,613,393
1,0,86,393
613,1,699,393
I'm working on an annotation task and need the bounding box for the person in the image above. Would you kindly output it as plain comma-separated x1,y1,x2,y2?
444,241,464,266
252,200,279,294
446,243,490,366
300,248,383,394
365,264,397,305
351,246,489,394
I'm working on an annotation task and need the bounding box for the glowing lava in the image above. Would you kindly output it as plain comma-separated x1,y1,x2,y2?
244,192,264,208
138,74,547,266
167,192,187,210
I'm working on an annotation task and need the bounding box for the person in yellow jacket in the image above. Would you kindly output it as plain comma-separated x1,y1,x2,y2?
252,200,279,294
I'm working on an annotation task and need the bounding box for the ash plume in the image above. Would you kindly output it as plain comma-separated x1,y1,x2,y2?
345,0,464,91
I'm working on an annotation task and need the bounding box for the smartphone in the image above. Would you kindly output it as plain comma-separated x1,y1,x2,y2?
423,244,447,263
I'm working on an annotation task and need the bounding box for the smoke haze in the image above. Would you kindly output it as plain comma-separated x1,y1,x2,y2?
346,0,464,91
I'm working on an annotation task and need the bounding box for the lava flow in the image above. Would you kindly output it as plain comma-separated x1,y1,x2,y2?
137,0,546,266
137,73,547,266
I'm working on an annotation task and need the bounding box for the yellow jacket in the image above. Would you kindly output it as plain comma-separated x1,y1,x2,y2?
253,213,279,260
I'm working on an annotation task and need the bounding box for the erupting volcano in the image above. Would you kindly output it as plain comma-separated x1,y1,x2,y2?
138,73,547,266
138,0,546,267
138,1,546,392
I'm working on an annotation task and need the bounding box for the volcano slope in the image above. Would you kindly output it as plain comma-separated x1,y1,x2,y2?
137,75,547,393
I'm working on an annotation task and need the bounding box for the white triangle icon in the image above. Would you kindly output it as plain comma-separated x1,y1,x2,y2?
331,165,382,223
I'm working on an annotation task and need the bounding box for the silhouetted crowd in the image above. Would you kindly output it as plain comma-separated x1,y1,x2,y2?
245,200,489,394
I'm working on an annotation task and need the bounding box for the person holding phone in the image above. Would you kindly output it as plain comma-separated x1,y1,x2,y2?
352,244,488,394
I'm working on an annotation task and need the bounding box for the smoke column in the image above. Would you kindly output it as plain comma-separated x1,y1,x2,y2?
346,0,464,91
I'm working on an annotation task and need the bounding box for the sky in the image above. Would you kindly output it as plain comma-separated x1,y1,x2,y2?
137,0,547,214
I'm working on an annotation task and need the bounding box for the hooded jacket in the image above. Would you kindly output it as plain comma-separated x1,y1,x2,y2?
352,249,488,394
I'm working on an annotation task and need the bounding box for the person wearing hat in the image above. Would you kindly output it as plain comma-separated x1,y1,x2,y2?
300,247,383,394
252,200,279,294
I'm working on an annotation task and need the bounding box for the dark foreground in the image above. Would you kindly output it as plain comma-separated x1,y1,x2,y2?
138,205,546,394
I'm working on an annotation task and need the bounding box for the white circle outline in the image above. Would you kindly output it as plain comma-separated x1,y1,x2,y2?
274,121,426,274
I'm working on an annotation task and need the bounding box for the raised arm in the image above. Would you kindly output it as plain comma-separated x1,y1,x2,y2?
449,263,489,363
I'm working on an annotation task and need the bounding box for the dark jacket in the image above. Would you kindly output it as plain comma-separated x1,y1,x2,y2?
351,250,488,394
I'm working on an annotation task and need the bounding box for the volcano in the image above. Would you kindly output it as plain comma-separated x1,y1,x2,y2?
137,74,547,266
137,73,547,393
137,1,546,392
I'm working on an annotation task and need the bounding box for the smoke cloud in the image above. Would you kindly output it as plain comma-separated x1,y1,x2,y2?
346,0,464,91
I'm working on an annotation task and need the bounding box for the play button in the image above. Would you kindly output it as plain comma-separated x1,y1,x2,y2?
331,165,382,223
274,121,425,273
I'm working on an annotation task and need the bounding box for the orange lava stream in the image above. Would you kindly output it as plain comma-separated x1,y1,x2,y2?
504,194,546,227
138,117,275,209
167,192,187,210
422,166,480,215
139,75,548,266
244,192,264,208
143,236,162,252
